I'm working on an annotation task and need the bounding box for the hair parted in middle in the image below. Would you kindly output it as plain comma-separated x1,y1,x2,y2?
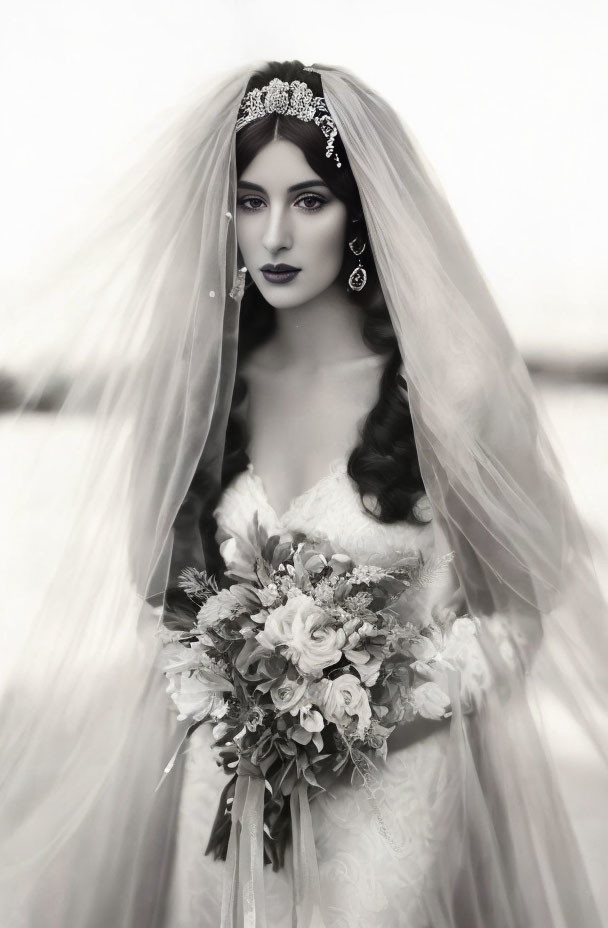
165,59,429,618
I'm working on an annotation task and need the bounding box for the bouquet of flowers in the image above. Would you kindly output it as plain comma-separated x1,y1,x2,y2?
158,516,480,873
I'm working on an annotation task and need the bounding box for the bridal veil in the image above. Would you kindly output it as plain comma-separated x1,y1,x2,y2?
1,60,606,927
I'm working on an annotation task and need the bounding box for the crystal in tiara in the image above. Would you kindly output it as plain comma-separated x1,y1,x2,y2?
235,77,342,168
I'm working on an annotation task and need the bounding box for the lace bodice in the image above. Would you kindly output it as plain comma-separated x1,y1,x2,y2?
166,457,486,928
213,456,500,717
213,457,461,622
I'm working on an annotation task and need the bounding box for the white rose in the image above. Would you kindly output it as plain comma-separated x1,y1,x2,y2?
318,673,372,737
288,598,346,676
256,596,302,650
270,677,308,713
257,594,345,676
411,681,451,720
168,671,225,721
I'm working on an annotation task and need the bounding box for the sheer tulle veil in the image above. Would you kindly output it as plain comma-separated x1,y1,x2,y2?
1,60,606,926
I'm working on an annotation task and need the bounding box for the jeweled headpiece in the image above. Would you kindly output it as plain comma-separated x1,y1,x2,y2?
235,77,342,168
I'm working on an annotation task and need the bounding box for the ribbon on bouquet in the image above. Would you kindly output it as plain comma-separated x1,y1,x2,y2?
220,760,326,928
290,780,327,927
220,760,266,928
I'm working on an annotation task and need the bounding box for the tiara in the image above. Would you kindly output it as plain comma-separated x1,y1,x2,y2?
235,77,342,168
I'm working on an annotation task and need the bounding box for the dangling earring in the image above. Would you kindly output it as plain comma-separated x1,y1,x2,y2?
347,236,367,292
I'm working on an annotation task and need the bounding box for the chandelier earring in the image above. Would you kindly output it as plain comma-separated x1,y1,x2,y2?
347,235,367,292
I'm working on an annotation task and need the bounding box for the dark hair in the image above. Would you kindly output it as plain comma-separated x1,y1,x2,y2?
165,60,427,614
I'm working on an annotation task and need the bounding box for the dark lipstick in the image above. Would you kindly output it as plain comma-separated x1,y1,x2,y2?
260,263,301,284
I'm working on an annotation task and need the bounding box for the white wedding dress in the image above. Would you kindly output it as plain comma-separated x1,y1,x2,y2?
165,457,466,928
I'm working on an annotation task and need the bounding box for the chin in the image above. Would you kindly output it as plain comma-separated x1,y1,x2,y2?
263,291,308,309
256,279,337,310
255,282,304,308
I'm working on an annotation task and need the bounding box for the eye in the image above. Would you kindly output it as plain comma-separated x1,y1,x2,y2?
295,194,326,211
237,196,266,211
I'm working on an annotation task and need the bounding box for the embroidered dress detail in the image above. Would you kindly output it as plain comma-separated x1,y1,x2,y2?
165,459,466,927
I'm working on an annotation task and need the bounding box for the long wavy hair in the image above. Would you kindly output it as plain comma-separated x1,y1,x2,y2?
166,60,428,614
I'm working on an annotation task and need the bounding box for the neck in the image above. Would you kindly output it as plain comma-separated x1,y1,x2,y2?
262,283,371,369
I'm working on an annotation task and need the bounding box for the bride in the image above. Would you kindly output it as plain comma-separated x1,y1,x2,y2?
166,72,463,926
1,59,607,927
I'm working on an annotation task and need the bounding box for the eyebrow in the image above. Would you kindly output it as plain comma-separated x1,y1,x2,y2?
237,179,329,193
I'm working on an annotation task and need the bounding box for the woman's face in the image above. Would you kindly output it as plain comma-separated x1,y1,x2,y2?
236,138,349,310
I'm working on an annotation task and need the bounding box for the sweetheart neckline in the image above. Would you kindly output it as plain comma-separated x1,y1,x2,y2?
244,457,348,523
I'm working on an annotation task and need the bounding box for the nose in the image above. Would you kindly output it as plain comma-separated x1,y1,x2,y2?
261,204,293,255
